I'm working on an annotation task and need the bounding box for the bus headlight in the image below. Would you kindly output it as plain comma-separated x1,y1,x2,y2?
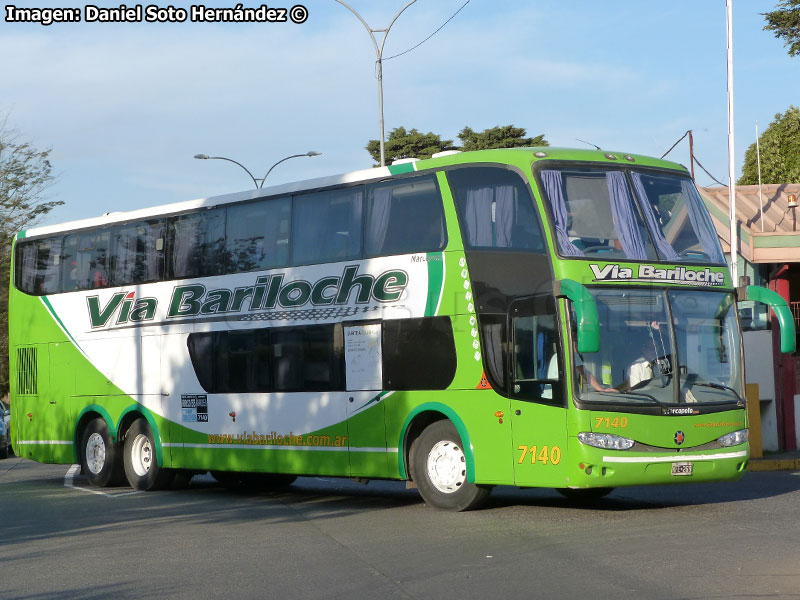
578,432,634,450
718,429,748,447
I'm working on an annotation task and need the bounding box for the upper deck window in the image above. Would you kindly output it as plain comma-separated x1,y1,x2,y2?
291,187,363,265
364,176,446,257
540,166,725,264
630,172,725,264
541,168,656,261
448,167,546,252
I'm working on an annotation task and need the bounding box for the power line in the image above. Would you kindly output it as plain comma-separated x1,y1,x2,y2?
661,130,726,187
383,0,471,61
661,130,690,159
692,154,727,187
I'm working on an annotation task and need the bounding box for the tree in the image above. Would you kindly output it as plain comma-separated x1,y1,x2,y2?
366,127,456,164
764,0,800,57
738,106,800,185
457,125,548,151
0,123,61,396
366,124,548,163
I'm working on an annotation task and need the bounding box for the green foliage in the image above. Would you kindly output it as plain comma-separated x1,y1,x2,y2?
738,106,800,185
366,127,456,164
367,124,548,163
457,125,548,151
0,123,62,394
764,0,800,57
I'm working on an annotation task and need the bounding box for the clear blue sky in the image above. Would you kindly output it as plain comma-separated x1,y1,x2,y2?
1,0,798,227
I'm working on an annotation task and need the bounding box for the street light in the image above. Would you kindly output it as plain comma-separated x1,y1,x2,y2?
334,0,417,167
194,151,321,189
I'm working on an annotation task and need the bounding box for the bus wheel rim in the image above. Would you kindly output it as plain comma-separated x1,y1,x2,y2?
426,440,466,494
130,433,153,477
85,432,106,475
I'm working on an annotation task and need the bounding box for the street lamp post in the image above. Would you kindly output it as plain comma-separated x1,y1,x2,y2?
334,0,417,167
194,151,321,188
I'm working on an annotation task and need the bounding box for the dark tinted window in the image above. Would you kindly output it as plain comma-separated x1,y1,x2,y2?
62,229,112,291
15,237,63,295
110,219,164,285
382,317,456,390
364,176,446,257
226,198,291,273
291,187,363,265
478,314,507,391
187,324,343,394
448,167,545,252
168,208,226,279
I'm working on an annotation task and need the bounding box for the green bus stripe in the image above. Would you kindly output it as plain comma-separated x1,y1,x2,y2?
425,252,445,316
387,162,416,175
40,296,83,353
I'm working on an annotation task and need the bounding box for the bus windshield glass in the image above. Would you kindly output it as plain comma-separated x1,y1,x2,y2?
573,288,743,406
541,167,725,264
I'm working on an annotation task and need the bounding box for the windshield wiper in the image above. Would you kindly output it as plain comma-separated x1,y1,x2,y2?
687,381,742,400
608,389,668,408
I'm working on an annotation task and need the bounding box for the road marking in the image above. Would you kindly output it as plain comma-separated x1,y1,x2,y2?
63,464,141,497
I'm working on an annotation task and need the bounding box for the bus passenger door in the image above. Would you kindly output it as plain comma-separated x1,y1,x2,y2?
343,323,389,478
508,297,569,487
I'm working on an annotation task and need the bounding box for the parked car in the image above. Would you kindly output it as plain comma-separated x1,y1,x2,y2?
0,399,11,459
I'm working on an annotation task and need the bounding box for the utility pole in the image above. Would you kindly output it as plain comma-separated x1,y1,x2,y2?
335,0,418,167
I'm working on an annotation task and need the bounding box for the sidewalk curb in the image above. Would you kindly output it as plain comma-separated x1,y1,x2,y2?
747,458,800,472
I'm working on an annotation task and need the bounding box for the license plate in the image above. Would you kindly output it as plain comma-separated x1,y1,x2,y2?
671,462,693,476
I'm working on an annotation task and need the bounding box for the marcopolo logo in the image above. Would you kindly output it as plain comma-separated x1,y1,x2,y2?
589,263,725,286
87,265,409,328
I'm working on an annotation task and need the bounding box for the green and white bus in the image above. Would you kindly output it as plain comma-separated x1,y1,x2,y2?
9,147,795,510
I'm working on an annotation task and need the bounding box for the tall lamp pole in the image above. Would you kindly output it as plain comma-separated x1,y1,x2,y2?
334,0,417,167
726,0,738,283
194,151,321,188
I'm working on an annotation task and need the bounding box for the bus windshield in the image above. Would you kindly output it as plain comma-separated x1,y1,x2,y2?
541,167,725,264
574,288,743,406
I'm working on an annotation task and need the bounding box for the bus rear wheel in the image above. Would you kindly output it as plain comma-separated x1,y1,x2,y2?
123,418,172,491
411,420,491,511
80,418,123,487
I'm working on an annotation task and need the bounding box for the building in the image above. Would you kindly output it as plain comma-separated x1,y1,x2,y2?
701,183,800,452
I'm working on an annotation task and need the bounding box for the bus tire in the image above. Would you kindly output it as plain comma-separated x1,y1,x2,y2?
556,487,614,500
411,420,491,511
123,418,171,491
80,418,123,487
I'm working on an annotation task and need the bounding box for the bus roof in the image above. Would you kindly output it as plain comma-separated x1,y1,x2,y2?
19,147,688,240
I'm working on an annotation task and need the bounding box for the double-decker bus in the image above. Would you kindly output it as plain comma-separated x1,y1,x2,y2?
9,148,794,510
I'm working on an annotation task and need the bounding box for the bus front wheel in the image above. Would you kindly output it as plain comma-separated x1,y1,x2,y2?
123,419,172,491
80,418,123,487
411,420,491,511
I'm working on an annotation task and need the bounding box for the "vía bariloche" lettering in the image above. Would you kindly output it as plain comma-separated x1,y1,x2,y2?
590,263,725,286
87,265,408,329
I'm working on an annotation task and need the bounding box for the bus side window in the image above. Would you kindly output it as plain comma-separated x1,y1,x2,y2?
168,208,226,279
477,314,507,392
448,167,546,252
110,219,164,286
291,187,363,266
382,317,457,390
15,237,63,295
225,197,291,273
364,175,446,257
511,311,562,404
187,324,342,394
